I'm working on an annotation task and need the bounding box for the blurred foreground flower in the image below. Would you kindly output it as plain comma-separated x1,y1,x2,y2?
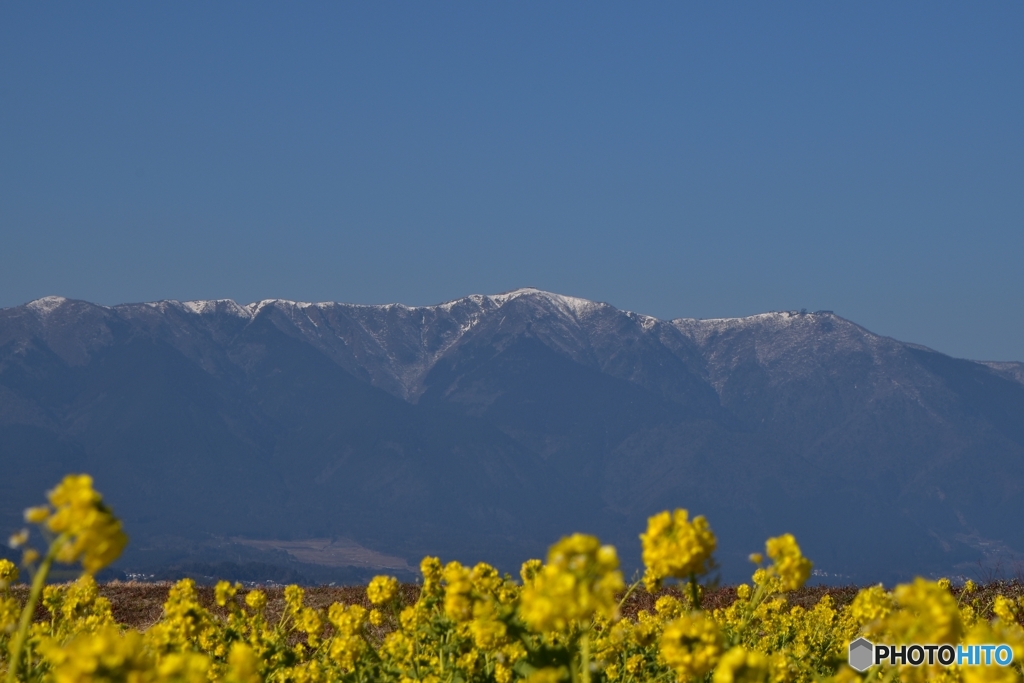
519,533,624,633
640,509,716,591
42,474,128,575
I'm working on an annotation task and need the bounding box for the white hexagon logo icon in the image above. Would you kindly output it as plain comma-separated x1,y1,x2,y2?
848,637,874,672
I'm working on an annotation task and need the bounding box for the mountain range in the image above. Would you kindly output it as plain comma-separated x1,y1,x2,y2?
1,289,1022,585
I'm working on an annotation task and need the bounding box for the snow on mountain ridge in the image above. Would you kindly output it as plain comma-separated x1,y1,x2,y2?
672,310,841,342
12,292,1017,410
22,293,921,376
983,361,1024,387
181,300,251,317
667,309,928,400
25,296,71,317
486,288,606,319
670,310,897,359
162,288,612,321
20,292,968,391
124,291,617,399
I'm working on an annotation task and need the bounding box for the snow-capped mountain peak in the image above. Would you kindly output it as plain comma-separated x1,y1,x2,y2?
26,295,70,317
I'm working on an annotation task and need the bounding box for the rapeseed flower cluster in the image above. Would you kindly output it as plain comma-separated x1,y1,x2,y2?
764,534,813,593
0,560,17,588
640,509,717,592
33,474,128,576
659,610,723,680
2,474,1023,683
367,576,399,606
519,533,624,633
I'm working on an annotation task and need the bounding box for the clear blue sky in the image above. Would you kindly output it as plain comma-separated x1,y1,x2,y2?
2,3,1021,361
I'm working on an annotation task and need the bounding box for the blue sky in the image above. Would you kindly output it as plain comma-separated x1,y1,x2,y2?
1,3,1021,361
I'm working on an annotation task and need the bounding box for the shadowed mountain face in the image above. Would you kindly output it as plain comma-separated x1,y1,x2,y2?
1,290,1022,584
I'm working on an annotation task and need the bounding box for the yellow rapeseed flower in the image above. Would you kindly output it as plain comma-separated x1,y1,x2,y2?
382,630,414,667
244,589,267,614
659,611,723,680
1,596,20,632
993,595,1018,624
226,642,262,683
399,604,429,630
518,534,624,633
961,619,1023,683
41,625,153,682
0,558,18,588
520,558,543,585
764,534,812,592
157,651,210,683
8,529,28,549
299,606,323,641
284,584,305,617
214,580,239,608
654,595,685,620
443,561,475,622
885,578,963,645
632,611,659,647
16,471,1024,683
420,556,443,597
328,602,367,633
494,661,514,683
712,646,769,683
327,603,367,672
850,583,893,628
40,575,115,642
640,509,716,591
457,650,480,675
471,562,503,595
45,474,127,574
470,614,507,650
367,575,399,605
523,666,568,683
24,506,50,524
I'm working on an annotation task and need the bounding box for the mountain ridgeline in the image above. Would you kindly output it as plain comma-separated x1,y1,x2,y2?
1,289,1022,584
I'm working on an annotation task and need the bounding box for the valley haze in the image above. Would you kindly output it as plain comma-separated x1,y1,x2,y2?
1,288,1022,585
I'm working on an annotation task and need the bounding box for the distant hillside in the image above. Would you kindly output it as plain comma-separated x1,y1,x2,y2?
2,290,1022,584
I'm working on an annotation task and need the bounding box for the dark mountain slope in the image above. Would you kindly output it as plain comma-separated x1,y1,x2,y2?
662,313,1024,579
0,297,571,573
1,291,1021,584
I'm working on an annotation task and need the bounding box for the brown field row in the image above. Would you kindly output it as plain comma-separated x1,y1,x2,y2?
11,580,1024,632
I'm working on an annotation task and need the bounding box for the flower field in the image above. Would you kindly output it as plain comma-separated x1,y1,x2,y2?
2,476,1023,682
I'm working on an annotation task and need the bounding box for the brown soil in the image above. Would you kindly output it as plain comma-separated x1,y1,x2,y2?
9,579,1024,632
